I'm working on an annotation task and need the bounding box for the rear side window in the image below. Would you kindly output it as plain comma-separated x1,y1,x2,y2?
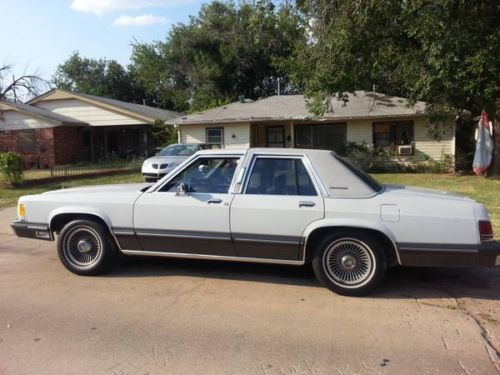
245,158,317,196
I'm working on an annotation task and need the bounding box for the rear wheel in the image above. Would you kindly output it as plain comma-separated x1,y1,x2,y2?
57,219,116,275
144,177,158,183
312,232,386,296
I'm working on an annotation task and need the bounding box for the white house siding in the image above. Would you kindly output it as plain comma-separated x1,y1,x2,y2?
180,123,250,149
346,117,454,160
346,120,372,145
35,99,144,126
413,118,455,160
0,111,56,131
180,117,455,161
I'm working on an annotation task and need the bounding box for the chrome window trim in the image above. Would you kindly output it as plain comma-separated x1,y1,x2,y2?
152,153,245,194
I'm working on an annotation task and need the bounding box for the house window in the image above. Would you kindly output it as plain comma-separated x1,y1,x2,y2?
17,130,36,153
295,124,346,154
206,127,224,148
373,121,414,151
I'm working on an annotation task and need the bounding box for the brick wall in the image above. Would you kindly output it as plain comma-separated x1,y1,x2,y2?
0,128,56,168
53,127,84,165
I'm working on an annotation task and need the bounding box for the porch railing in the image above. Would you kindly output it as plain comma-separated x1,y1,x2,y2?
50,161,141,177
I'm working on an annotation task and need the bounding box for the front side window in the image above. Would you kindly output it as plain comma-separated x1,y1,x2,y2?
160,157,239,193
245,158,317,196
206,128,224,148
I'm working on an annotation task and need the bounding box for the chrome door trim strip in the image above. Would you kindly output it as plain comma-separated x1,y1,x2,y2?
120,249,305,265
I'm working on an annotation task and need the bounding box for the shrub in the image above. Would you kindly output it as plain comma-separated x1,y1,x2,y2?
346,142,453,173
0,152,23,186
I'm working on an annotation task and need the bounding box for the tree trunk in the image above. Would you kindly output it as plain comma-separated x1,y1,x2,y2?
488,111,500,177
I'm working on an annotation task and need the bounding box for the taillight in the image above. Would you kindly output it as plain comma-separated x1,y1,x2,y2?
479,220,494,241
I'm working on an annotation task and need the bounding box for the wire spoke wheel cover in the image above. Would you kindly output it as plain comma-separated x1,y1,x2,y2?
63,225,103,270
323,238,376,288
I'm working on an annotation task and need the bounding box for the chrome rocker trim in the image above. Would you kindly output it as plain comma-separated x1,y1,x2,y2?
120,249,305,265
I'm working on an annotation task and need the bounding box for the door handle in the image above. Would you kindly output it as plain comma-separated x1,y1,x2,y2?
299,201,315,208
207,198,223,204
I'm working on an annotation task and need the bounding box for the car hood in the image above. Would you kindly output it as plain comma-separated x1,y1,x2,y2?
382,184,474,202
43,183,151,195
143,155,188,165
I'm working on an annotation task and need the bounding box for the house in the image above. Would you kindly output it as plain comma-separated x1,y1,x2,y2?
0,89,180,168
171,91,455,162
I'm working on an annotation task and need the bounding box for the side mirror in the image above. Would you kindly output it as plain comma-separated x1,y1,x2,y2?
175,182,188,196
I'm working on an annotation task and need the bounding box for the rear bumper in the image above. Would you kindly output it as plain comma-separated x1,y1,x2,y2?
398,241,500,267
10,220,53,241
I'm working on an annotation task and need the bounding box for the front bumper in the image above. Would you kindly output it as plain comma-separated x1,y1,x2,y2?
398,240,500,267
11,220,53,241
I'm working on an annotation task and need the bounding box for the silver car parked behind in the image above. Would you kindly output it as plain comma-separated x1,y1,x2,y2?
142,143,210,182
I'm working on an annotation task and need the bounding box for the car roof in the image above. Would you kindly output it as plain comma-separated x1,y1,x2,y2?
194,147,337,157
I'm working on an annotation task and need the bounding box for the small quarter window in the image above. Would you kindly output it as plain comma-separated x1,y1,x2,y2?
245,158,317,196
160,157,239,194
206,127,224,148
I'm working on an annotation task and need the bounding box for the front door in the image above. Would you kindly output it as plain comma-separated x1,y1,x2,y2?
230,155,324,261
266,126,285,147
133,155,241,256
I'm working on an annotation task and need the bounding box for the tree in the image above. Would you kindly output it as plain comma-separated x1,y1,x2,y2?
150,119,178,147
130,0,306,111
53,52,148,103
289,0,500,118
0,65,48,102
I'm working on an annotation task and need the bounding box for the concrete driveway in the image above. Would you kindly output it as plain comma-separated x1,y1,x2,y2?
1,206,500,375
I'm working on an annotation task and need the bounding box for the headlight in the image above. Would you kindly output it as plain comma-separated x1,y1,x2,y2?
18,203,26,221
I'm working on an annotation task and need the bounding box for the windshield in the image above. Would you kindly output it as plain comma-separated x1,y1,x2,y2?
335,156,384,192
158,144,200,156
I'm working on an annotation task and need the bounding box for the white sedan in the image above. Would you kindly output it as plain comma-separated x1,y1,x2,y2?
11,148,500,296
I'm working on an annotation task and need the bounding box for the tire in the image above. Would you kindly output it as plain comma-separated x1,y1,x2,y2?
312,231,387,296
57,219,116,276
144,177,158,183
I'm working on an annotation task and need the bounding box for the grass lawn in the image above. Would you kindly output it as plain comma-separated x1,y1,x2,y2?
1,171,498,239
0,171,143,208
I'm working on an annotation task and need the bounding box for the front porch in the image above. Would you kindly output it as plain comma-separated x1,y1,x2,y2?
81,125,157,162
249,122,347,154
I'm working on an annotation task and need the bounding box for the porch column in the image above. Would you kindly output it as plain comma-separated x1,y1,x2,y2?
90,128,96,162
290,121,295,148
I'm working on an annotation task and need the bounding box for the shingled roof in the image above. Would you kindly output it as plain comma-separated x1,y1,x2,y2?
0,100,86,126
28,89,181,123
172,91,427,125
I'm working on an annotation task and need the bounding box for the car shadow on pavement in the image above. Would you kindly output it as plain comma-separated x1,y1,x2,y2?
108,256,500,300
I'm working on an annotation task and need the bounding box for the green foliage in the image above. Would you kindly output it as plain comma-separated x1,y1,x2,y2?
53,52,147,103
151,120,178,147
130,0,305,111
346,142,452,173
290,0,500,120
0,152,23,186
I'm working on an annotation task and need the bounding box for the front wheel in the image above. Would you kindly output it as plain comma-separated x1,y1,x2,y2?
312,232,386,296
57,219,116,276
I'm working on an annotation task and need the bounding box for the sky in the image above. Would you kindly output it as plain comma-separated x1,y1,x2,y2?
0,0,207,81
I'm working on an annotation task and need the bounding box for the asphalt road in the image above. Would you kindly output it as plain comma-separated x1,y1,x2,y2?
1,206,500,375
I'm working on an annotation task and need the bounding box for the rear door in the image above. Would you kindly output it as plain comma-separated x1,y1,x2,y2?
230,155,324,261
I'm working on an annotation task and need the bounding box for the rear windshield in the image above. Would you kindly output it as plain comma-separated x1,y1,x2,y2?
335,156,384,192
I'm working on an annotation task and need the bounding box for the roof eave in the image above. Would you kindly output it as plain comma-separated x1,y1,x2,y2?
173,112,427,126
